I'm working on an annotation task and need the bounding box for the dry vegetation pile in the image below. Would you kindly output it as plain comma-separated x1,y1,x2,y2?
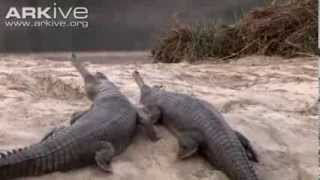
152,0,318,63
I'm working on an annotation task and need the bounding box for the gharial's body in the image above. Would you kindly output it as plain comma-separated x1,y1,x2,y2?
133,71,259,180
0,96,136,179
0,55,156,180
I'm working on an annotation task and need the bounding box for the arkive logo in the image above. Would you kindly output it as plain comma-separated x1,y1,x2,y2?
5,2,88,19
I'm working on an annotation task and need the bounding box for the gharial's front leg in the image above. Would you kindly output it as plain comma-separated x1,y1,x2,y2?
139,103,203,160
95,141,115,173
136,105,161,142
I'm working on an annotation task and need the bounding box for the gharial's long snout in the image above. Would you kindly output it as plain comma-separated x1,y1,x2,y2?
132,71,147,89
71,53,95,81
71,53,99,100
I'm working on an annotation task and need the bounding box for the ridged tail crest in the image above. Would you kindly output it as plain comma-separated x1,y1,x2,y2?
0,143,78,179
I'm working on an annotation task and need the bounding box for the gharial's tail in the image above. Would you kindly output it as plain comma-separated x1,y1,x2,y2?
0,145,45,179
0,143,76,179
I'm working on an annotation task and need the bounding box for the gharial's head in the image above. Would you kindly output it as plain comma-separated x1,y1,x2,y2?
85,72,111,100
71,53,114,101
132,70,159,105
93,71,110,88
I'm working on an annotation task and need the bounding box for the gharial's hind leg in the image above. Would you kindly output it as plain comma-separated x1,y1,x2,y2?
176,131,203,160
95,142,115,173
234,131,258,163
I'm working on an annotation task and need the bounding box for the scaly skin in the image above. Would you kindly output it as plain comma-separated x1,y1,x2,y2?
0,55,156,179
133,71,258,180
0,98,136,179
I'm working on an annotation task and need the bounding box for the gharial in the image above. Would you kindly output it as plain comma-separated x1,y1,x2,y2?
0,54,157,179
132,70,259,180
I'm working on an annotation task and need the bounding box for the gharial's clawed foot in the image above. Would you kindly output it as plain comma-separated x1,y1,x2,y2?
177,132,202,160
177,147,198,160
95,141,115,174
96,159,113,173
